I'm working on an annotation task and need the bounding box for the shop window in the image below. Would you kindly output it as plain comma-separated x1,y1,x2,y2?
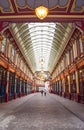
70,47,74,64
16,78,20,94
73,40,77,59
9,72,15,97
56,81,59,93
59,80,62,93
65,76,69,93
79,67,84,103
79,67,84,95
70,72,76,93
25,81,27,93
0,66,7,97
62,79,65,93
21,80,25,94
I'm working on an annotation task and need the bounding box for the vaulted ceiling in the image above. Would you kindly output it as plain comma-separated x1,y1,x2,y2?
9,22,74,74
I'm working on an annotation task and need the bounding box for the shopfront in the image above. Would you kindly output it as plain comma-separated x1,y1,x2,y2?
0,66,7,103
79,66,84,103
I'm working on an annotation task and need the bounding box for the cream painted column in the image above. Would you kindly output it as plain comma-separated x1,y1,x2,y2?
68,75,71,93
75,70,79,93
8,43,12,59
5,38,9,57
14,51,17,65
68,75,71,99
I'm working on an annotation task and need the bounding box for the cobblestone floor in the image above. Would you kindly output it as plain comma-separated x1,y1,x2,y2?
0,93,84,130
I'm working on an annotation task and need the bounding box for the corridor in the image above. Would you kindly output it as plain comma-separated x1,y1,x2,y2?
0,93,84,130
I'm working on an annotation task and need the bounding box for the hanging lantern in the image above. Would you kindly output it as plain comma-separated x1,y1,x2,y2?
39,58,45,65
35,6,48,20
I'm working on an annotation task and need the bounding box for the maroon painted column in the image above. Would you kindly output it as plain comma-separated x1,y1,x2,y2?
49,79,53,93
76,93,80,103
64,92,66,98
75,70,80,102
5,71,9,102
14,76,17,99
60,79,62,96
68,93,71,100
63,77,66,98
18,78,22,97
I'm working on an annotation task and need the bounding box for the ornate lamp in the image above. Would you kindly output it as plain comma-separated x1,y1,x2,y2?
39,58,45,65
35,5,49,20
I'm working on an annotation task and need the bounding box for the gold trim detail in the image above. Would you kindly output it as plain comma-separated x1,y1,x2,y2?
0,14,84,19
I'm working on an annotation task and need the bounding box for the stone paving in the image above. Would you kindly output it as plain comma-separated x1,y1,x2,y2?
0,93,84,130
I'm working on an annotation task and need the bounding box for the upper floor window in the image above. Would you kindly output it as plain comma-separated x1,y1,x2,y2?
70,47,73,63
66,52,69,66
64,54,67,68
73,40,77,58
70,72,75,81
17,55,21,67
11,47,15,62
1,36,6,53
79,37,83,53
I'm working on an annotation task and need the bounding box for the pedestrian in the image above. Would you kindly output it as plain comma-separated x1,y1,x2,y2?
44,91,46,96
41,90,44,96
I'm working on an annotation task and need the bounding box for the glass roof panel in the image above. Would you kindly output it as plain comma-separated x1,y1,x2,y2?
28,22,56,71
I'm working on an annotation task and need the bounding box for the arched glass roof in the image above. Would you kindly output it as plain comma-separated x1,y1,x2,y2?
10,22,74,74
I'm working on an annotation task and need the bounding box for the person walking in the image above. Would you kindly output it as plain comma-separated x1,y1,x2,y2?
44,91,46,96
41,90,44,96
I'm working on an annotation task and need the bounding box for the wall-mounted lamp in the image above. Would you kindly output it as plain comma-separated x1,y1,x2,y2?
0,34,3,42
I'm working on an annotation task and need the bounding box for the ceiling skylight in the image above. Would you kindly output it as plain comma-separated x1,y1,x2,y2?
28,23,56,71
